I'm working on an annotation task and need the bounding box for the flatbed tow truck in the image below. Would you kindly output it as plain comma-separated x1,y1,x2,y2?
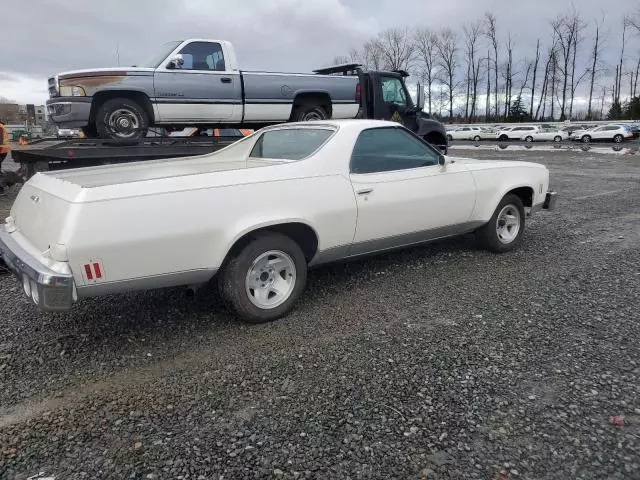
7,64,448,181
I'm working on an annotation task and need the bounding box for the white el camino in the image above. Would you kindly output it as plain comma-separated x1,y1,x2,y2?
0,120,556,323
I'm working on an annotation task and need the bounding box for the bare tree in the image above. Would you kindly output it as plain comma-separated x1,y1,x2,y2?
615,20,628,103
463,21,483,120
485,51,491,119
414,27,439,114
435,28,459,118
552,9,583,120
502,32,515,119
374,27,416,71
587,19,604,119
529,39,541,119
484,13,500,117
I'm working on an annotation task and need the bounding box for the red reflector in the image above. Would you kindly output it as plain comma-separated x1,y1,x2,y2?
67,150,74,157
84,264,93,280
93,262,102,279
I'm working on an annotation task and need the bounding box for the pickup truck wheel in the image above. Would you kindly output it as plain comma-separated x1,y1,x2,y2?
95,98,149,140
476,194,525,253
291,104,328,122
220,232,308,323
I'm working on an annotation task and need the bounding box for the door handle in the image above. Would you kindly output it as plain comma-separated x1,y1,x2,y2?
220,77,232,83
357,188,373,195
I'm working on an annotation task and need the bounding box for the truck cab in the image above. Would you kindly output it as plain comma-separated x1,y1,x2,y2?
313,64,448,153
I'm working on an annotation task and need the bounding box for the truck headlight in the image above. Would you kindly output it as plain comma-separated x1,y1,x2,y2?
59,86,86,97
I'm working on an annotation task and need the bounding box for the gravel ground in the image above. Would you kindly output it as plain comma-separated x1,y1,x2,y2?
0,148,639,479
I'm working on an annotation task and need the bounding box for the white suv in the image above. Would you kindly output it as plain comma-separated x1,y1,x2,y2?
446,126,487,141
497,125,539,141
570,124,633,143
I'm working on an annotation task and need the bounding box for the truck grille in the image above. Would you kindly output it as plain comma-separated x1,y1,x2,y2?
48,76,58,98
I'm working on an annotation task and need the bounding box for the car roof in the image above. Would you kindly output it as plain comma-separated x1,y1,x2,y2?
262,119,404,131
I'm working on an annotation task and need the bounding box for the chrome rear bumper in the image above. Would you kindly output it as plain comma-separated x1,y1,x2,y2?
0,228,75,311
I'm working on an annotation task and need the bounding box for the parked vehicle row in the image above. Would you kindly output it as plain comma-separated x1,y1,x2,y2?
0,119,556,323
446,123,639,143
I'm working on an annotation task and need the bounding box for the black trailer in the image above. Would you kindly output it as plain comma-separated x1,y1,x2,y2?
10,132,246,179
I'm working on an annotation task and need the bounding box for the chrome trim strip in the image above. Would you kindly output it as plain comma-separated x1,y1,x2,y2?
310,221,484,267
75,268,217,297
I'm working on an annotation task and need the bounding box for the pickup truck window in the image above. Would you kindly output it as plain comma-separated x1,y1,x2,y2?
381,77,407,106
178,41,226,71
249,128,334,160
350,127,440,174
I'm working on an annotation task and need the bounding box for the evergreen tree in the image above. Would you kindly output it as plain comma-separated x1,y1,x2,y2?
607,101,623,120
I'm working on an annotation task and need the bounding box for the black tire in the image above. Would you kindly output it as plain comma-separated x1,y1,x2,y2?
554,135,562,142
95,98,149,140
475,194,525,253
499,135,508,141
613,134,623,143
473,135,481,142
581,135,591,143
219,232,308,323
525,136,533,143
291,103,328,122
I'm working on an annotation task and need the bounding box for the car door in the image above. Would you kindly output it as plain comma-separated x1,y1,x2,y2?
373,74,423,130
348,126,477,254
153,41,242,123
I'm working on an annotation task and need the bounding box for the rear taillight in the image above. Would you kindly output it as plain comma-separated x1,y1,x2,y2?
355,83,361,104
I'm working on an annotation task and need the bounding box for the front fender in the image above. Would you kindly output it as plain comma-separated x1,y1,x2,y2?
417,117,448,153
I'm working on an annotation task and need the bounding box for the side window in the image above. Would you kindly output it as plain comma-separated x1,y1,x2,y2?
380,77,408,106
350,127,441,174
177,41,226,71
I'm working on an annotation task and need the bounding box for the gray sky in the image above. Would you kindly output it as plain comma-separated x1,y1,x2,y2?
0,0,636,108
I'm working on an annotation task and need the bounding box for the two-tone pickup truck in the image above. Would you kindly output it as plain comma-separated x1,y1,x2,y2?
47,39,366,140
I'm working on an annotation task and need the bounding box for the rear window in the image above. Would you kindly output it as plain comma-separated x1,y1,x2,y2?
249,128,334,160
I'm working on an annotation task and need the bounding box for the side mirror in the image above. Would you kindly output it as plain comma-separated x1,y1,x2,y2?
166,54,184,69
416,82,425,111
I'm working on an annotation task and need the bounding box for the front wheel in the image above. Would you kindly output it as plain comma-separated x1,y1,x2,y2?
525,136,533,143
95,98,149,140
473,135,481,142
581,135,591,143
554,135,562,142
219,232,308,323
613,134,624,143
475,194,525,253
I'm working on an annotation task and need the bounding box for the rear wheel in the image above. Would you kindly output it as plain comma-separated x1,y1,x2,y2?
553,135,562,142
219,232,308,323
581,135,591,143
291,103,328,122
613,134,624,143
95,97,149,140
525,136,533,143
473,135,481,142
476,194,525,253
499,135,508,141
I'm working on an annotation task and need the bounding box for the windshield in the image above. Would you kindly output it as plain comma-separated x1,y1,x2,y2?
137,41,182,68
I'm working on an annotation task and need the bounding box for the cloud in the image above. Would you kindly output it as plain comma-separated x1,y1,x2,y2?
0,0,636,112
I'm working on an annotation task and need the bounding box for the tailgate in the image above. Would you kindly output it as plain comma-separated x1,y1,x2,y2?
9,174,84,252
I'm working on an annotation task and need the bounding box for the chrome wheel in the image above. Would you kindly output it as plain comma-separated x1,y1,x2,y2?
245,250,297,309
302,110,324,121
107,108,140,138
496,205,521,244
